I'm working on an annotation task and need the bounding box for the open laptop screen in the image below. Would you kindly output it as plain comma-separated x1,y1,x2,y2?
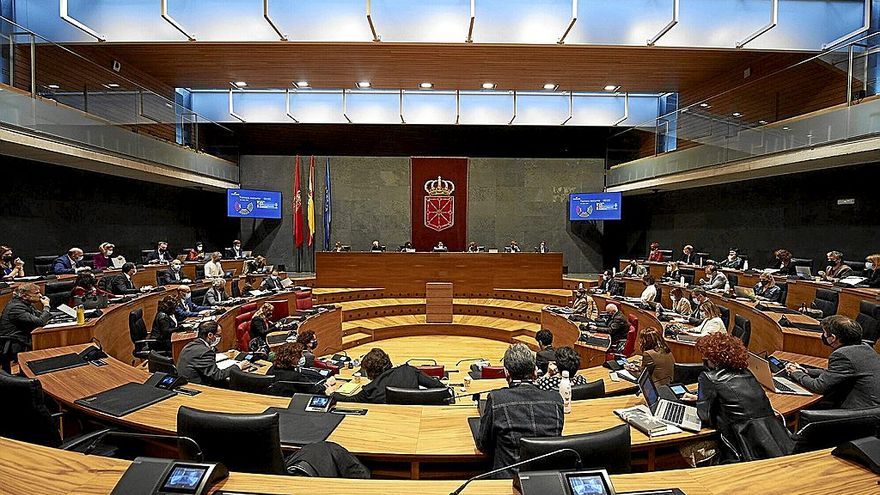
637,368,660,414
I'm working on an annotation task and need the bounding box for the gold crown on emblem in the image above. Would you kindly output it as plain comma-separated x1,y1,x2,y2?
424,176,455,196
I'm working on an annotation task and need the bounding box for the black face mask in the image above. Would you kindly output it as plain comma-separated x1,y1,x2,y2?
310,340,318,350
1,255,11,262
821,333,833,347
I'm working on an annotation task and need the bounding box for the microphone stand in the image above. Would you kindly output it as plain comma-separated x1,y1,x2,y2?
449,448,582,495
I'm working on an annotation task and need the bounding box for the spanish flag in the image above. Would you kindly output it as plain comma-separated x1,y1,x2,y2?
307,155,316,247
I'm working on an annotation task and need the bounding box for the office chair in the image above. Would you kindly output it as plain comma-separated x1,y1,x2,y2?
855,300,880,344
385,386,454,405
295,290,315,314
44,280,76,309
519,424,632,474
416,365,446,379
658,249,673,261
177,406,287,475
844,260,867,274
719,306,731,329
191,287,209,306
571,380,605,401
128,308,155,360
229,367,276,395
140,249,154,265
792,406,880,453
679,268,695,285
33,255,57,275
82,252,98,269
792,258,814,271
673,363,704,384
480,366,506,379
230,280,241,298
726,273,739,288
268,299,289,321
732,315,752,348
777,282,789,306
811,289,839,318
147,350,177,375
268,380,323,397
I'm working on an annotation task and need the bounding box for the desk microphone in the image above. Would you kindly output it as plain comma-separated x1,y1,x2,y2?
448,448,582,495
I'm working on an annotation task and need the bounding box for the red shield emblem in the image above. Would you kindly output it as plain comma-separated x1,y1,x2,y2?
424,196,454,232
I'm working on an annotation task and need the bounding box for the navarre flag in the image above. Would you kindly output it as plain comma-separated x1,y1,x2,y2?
323,158,332,251
293,155,303,248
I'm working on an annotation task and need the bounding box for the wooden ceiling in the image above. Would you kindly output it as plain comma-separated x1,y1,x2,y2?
80,43,804,93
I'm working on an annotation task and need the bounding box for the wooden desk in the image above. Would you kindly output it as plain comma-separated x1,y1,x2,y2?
315,252,563,295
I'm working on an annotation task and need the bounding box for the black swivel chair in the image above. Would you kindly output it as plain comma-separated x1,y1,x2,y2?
732,315,752,347
792,258,814,272
196,265,206,280
147,351,178,375
177,406,287,475
726,273,739,288
571,380,605,401
268,380,324,397
519,424,631,474
845,260,867,274
191,287,209,306
792,406,880,453
140,250,154,265
229,367,276,395
128,309,155,360
44,280,76,308
83,252,98,269
777,282,789,306
231,280,241,298
673,363,704,384
658,249,673,262
610,281,626,297
855,300,880,344
33,255,57,276
811,289,839,318
719,306,731,329
385,386,454,405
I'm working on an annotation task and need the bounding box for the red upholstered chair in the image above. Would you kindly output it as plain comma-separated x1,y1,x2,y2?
621,325,638,357
480,366,506,379
235,320,252,351
268,299,289,321
295,290,314,313
239,302,258,315
417,365,445,379
626,313,639,333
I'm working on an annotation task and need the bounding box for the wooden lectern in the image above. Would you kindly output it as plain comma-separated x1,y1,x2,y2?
425,282,453,323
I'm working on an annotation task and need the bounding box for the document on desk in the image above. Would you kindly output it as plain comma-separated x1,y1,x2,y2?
614,405,681,437
216,359,238,370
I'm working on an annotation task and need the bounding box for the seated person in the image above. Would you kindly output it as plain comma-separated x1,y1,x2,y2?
535,241,549,254
91,242,115,271
639,274,660,307
148,297,179,354
333,241,345,252
687,333,794,461
109,263,147,295
699,264,728,290
689,293,726,335
248,303,277,354
669,287,693,315
399,241,415,252
476,343,564,477
432,241,448,252
820,250,852,282
52,247,87,274
370,240,384,252
620,259,647,278
507,240,521,253
0,245,25,280
158,259,191,285
663,261,681,282
295,330,319,367
717,249,744,270
534,329,556,375
586,303,629,345
242,275,259,296
0,283,52,371
595,270,614,293
863,254,880,288
753,273,782,303
570,287,597,318
68,271,111,306
186,241,206,261
174,285,214,320
146,241,173,264
203,252,225,278
243,255,267,274
535,346,588,391
177,321,245,386
679,244,697,265
648,242,663,262
328,347,446,404
204,278,230,305
466,241,479,253
786,315,880,408
261,269,285,291
267,342,325,394
773,249,797,276
625,327,675,386
229,239,244,259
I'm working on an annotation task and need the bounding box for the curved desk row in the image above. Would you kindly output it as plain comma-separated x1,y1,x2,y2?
4,437,878,494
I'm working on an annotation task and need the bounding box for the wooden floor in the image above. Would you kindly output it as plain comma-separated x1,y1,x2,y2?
342,315,540,333
343,335,510,370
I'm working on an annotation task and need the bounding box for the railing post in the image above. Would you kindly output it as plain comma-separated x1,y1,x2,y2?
29,33,35,96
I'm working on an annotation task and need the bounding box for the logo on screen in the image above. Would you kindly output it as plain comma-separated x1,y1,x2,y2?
233,199,255,216
424,176,455,232
575,204,594,219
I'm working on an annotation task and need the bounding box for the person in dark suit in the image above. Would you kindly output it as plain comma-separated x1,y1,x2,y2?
589,303,629,344
717,249,744,270
295,330,318,367
328,347,446,404
535,241,549,254
109,263,144,295
820,250,852,282
149,297,179,354
146,241,173,264
177,321,245,386
158,259,191,286
174,285,215,320
266,342,325,394
228,239,244,259
862,254,880,288
534,329,556,375
773,249,798,276
260,269,284,291
204,278,230,305
679,245,697,265
786,315,880,409
0,283,52,371
52,247,87,274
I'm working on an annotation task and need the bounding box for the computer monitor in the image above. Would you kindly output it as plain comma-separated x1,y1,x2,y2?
795,266,812,278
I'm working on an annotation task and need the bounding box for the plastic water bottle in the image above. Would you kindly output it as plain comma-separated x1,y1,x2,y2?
76,305,85,325
559,371,572,414
743,260,749,271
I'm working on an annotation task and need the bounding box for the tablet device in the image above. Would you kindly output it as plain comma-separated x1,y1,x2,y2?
305,395,334,413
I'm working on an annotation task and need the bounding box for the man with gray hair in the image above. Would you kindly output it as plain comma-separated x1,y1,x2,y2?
587,302,629,346
476,343,564,478
0,283,52,371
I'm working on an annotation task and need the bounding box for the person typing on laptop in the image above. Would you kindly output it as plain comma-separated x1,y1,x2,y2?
753,273,782,303
68,271,111,307
684,333,794,461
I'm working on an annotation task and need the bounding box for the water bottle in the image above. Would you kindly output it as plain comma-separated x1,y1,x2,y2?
743,260,749,271
559,371,572,414
679,276,685,285
76,305,86,325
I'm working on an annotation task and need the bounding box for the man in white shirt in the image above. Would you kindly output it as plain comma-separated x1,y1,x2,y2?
204,252,224,278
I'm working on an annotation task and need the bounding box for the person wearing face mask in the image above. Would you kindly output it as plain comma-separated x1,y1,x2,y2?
786,315,880,408
69,271,111,306
772,249,797,276
204,278,230,305
663,261,681,282
717,249,744,270
669,287,692,316
149,297,180,354
261,268,284,291
699,264,729,291
146,241,172,264
0,246,25,280
186,241,206,261
863,254,880,288
648,242,663,262
249,303,277,355
295,330,319,367
0,283,52,372
92,242,116,271
177,321,246,386
621,259,647,278
158,259,191,286
820,250,852,282
682,332,794,462
753,273,782,303
244,255,267,275
266,342,325,394
52,247,87,275
228,240,244,259
174,285,216,320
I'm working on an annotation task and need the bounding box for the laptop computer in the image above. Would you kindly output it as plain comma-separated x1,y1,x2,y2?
110,256,127,269
637,369,701,432
224,269,237,278
747,352,811,396
734,286,757,301
795,266,812,278
242,250,253,258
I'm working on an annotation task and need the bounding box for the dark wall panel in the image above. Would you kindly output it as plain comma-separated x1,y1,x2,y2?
0,157,239,271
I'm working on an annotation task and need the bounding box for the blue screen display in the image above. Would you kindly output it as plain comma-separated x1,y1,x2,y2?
227,189,282,219
569,193,622,221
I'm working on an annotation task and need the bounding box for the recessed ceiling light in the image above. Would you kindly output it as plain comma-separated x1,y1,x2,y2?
293,81,309,88
357,81,371,88
419,82,434,89
782,126,790,130
732,112,742,117
105,83,120,88
603,84,620,92
481,82,496,90
758,120,768,125
543,83,558,91
47,84,60,90
232,81,247,88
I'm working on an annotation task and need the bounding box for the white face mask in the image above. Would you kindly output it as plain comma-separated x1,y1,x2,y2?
210,336,221,347
867,262,875,270
106,250,113,256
